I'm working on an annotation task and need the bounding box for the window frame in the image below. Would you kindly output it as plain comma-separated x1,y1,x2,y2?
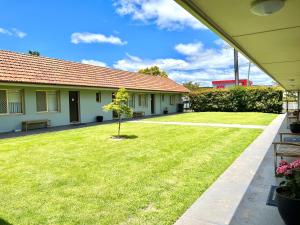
170,95,175,105
96,91,102,103
128,93,135,108
36,90,60,113
138,93,148,108
0,89,24,115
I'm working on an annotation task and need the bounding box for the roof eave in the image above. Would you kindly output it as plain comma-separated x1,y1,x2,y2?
174,0,285,89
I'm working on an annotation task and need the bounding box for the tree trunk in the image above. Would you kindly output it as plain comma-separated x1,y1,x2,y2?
118,113,121,137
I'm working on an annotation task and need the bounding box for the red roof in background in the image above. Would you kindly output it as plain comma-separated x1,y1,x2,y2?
0,50,189,93
212,79,252,85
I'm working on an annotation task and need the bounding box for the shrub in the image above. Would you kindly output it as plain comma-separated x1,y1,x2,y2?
189,86,283,114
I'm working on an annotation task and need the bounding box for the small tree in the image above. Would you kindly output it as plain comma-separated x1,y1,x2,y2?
138,66,168,77
103,88,133,137
28,50,40,56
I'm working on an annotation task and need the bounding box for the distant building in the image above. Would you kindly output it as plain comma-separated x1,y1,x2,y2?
212,79,252,89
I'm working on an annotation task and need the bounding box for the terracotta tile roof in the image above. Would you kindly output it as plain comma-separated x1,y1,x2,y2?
0,50,189,93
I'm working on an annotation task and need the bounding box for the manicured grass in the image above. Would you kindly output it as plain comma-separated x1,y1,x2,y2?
144,112,277,125
0,122,262,225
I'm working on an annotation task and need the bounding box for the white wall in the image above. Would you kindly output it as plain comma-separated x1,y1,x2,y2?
0,84,183,133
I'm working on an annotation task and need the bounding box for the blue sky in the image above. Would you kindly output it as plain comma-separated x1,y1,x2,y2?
0,0,273,86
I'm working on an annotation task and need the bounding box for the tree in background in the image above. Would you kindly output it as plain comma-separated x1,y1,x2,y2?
138,66,168,77
103,88,133,138
28,50,40,56
183,81,212,92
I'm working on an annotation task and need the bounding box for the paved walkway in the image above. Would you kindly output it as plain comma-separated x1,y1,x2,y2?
129,120,267,129
174,114,285,225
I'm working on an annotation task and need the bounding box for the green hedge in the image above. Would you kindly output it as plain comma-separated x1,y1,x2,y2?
189,86,283,114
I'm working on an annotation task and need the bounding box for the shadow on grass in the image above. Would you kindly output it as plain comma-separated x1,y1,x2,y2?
0,218,13,225
111,135,138,140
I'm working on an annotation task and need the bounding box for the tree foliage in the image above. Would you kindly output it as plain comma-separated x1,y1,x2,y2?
284,91,297,102
103,88,133,137
28,50,40,56
189,86,283,114
183,81,211,92
138,66,168,77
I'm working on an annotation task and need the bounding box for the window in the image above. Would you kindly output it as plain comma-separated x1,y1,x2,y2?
0,89,23,114
0,90,7,114
128,94,135,108
47,91,58,112
96,92,101,103
36,90,59,112
162,94,165,101
138,94,148,107
8,90,23,113
170,95,175,105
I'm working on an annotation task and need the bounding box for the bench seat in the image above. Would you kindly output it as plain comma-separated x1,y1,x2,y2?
22,120,51,132
133,111,145,118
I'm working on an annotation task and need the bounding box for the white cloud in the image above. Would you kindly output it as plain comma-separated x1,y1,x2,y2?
81,59,107,67
175,42,203,56
71,32,127,45
0,27,26,38
12,28,27,38
113,54,188,71
0,28,12,35
113,39,274,86
114,0,207,30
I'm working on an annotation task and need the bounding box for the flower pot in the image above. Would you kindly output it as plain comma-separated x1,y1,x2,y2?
290,122,300,133
276,186,300,225
163,110,168,114
96,116,103,122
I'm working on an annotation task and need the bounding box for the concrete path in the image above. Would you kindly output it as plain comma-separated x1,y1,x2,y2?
173,114,285,225
129,120,267,129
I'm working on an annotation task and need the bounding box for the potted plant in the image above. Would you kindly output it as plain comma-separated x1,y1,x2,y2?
276,159,300,225
163,107,168,114
96,116,103,122
290,122,300,133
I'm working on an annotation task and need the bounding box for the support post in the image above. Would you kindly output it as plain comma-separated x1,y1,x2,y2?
234,49,239,86
247,62,251,86
297,90,300,122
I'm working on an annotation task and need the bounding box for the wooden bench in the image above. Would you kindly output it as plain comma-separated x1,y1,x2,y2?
273,131,300,173
22,120,51,132
279,132,300,142
133,111,145,118
273,142,300,173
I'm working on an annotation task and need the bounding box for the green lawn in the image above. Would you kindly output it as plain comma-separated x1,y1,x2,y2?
0,117,265,225
144,112,277,125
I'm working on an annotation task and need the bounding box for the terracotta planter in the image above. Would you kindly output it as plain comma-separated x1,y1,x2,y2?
276,186,300,225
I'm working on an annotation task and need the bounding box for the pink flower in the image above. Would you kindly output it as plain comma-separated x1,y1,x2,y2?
276,165,289,175
279,160,288,166
290,159,300,169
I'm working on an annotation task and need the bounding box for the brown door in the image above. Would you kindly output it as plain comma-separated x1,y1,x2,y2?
69,91,79,123
151,94,155,114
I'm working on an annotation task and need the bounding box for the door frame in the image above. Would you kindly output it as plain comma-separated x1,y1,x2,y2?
69,91,81,123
